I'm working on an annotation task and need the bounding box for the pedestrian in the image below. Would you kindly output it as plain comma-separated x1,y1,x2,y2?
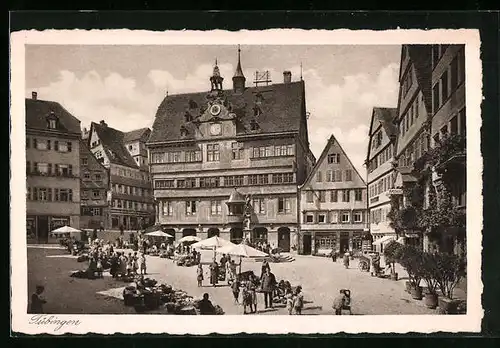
294,286,304,315
261,268,276,309
231,278,240,304
196,264,204,287
332,290,347,315
29,285,47,314
330,250,337,262
142,239,148,254
285,290,294,315
343,251,350,269
248,275,258,313
260,259,271,279
139,253,147,275
96,257,103,278
209,260,219,287
133,252,139,274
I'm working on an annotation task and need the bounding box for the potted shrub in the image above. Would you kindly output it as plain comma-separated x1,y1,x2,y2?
383,240,403,281
399,245,424,300
421,252,440,309
435,252,466,314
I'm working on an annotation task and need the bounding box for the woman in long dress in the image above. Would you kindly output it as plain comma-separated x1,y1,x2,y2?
209,261,219,287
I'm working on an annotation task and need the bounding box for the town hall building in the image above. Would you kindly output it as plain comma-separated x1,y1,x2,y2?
147,47,316,252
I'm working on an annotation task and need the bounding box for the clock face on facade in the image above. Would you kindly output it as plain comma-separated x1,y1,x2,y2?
210,104,221,116
210,123,222,135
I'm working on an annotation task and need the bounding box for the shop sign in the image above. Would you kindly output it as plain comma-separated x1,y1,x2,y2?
387,189,403,196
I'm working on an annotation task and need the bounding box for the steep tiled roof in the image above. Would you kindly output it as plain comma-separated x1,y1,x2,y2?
373,107,398,138
407,45,433,115
25,98,81,134
148,81,305,144
91,122,138,168
123,128,151,143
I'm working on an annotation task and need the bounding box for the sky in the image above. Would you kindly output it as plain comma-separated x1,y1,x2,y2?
25,44,401,175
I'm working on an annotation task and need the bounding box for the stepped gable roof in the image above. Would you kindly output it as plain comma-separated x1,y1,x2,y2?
372,107,398,138
407,45,433,115
123,128,151,143
25,98,81,134
148,81,305,144
91,122,138,168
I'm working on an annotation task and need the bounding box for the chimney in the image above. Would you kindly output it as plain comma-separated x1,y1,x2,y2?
100,120,107,127
32,91,38,100
283,71,292,84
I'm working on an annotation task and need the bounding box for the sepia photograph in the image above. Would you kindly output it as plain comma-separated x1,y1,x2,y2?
10,29,482,334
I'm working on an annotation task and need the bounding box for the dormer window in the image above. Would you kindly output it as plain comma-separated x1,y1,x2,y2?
250,120,259,131
46,111,58,129
255,93,264,105
253,106,262,117
180,126,189,137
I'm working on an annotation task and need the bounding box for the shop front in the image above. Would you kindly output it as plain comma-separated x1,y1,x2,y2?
310,230,364,256
26,215,70,243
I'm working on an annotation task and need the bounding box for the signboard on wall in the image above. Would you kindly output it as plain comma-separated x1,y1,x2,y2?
387,189,403,196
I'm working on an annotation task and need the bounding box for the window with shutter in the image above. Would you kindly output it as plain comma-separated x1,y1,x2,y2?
48,163,52,175
27,187,31,200
69,165,73,176
55,164,59,176
26,161,31,174
55,189,59,201
33,187,38,200
26,137,30,148
68,142,72,152
48,188,52,201
69,189,73,202
54,141,59,151
47,140,51,150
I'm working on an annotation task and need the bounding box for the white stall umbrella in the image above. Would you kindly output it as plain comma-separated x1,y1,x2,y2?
216,243,268,273
191,236,235,250
178,235,202,243
145,230,174,238
51,225,81,235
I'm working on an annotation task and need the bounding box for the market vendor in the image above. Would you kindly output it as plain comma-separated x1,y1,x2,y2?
198,293,216,315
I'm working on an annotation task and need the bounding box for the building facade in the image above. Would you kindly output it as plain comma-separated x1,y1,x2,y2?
429,44,466,254
87,121,155,230
366,107,399,252
147,48,315,252
390,44,466,254
300,135,368,255
79,141,110,230
26,92,81,243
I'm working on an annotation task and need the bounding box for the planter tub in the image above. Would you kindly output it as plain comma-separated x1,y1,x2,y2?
438,297,460,314
410,286,423,300
424,293,439,309
390,272,399,281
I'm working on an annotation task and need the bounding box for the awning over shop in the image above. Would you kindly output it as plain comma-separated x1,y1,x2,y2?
372,235,396,246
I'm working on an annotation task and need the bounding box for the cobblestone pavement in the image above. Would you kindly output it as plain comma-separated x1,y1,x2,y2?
27,247,436,315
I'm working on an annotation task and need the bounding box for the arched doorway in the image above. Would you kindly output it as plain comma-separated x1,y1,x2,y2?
207,227,220,238
182,228,197,237
277,227,291,252
165,228,176,244
230,228,243,244
252,227,268,246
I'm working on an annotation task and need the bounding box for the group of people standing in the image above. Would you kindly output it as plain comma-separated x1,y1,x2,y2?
109,251,147,278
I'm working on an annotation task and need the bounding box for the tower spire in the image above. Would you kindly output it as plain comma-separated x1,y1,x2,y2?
232,44,246,93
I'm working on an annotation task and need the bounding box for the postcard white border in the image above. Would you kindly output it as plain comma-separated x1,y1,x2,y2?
10,29,483,335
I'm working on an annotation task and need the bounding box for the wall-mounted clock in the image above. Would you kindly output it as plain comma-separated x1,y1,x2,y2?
210,104,221,116
210,123,222,136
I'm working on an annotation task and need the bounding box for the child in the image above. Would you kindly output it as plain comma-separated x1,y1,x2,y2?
231,278,241,304
196,264,204,287
96,258,103,278
332,290,347,315
294,286,304,315
140,253,147,275
30,285,47,314
132,252,139,274
285,290,294,315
